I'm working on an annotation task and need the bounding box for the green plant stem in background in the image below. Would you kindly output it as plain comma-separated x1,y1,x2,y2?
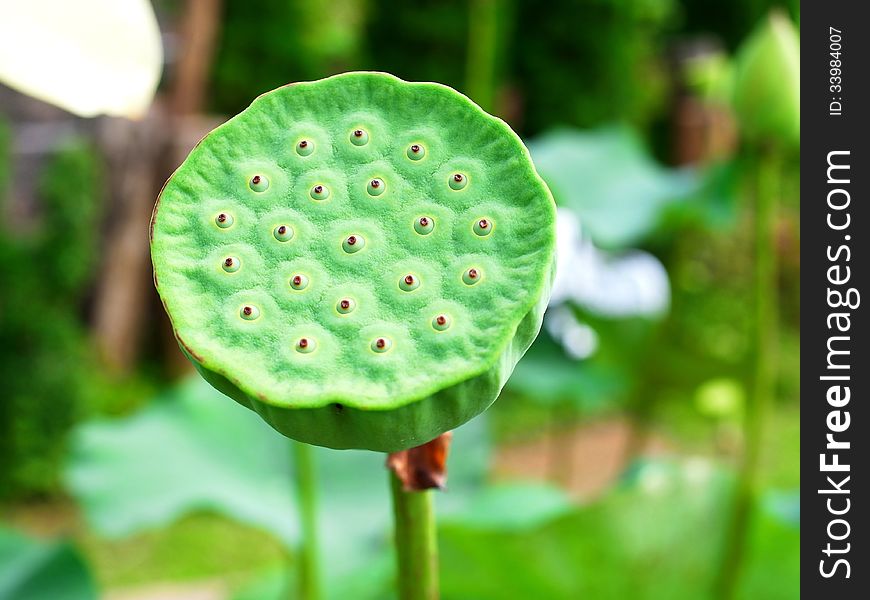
390,472,439,600
715,150,779,599
465,0,507,113
292,441,321,600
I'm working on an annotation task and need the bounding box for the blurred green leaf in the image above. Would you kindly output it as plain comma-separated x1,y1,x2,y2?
528,126,698,248
66,376,494,594
438,459,798,600
442,483,573,532
0,528,97,600
65,377,301,547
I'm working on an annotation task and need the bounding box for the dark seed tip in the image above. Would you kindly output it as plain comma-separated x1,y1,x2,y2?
453,173,463,182
354,129,363,137
252,175,261,184
436,315,447,325
243,306,252,316
404,275,415,285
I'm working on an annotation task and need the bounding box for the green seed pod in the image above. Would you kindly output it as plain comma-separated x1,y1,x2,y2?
150,72,556,452
732,11,800,147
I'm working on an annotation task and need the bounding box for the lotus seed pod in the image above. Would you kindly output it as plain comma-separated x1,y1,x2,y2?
732,11,800,147
150,72,556,452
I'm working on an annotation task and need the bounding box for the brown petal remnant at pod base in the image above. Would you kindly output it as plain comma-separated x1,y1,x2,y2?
387,431,453,491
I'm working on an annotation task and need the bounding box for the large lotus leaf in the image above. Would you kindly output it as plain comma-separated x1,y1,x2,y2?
66,376,493,593
65,377,300,547
150,71,556,452
527,126,697,249
0,528,97,600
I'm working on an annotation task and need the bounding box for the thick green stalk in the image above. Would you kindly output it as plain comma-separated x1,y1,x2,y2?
293,441,321,600
390,471,439,600
715,151,779,599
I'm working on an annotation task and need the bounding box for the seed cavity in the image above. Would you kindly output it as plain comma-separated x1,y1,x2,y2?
215,213,234,228
342,234,366,254
432,314,451,331
249,174,269,192
449,172,467,190
371,337,392,353
222,256,240,273
290,274,309,291
336,298,356,315
350,129,369,146
367,178,385,196
240,305,260,320
407,144,426,161
462,267,481,285
399,274,420,292
273,224,294,242
296,337,317,354
296,139,314,156
414,216,434,235
473,218,492,236
310,184,330,201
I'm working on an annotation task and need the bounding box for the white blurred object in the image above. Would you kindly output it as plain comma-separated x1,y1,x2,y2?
545,305,599,360
0,0,163,118
550,208,670,318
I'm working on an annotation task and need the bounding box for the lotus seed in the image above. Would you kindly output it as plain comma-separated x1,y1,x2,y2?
296,139,314,156
249,175,270,192
432,314,451,331
350,129,369,146
462,267,481,285
342,234,365,253
367,178,385,196
336,298,356,314
290,274,309,290
414,216,434,235
273,224,294,242
310,184,330,201
449,173,467,190
240,305,260,320
215,213,234,228
371,337,392,353
399,274,420,292
473,218,492,237
296,337,317,353
222,257,240,273
407,144,426,160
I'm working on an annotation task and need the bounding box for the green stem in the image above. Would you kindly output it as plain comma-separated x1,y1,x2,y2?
715,151,779,599
390,471,439,600
293,441,321,600
465,0,508,113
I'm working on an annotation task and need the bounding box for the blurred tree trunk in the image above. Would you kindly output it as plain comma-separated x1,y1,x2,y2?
92,0,223,375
